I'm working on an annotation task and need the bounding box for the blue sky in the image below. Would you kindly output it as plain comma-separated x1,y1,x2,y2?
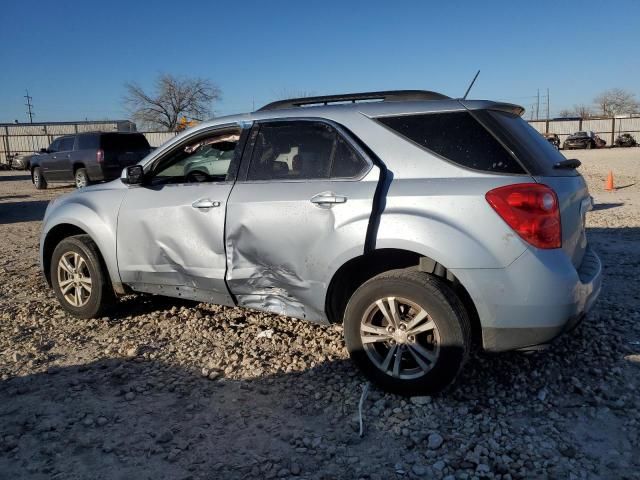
1,0,639,123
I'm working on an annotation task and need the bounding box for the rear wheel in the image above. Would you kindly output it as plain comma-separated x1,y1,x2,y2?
50,235,114,318
75,168,90,188
33,167,47,190
344,269,471,395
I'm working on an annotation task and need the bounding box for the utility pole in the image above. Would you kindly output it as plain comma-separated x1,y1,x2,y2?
536,89,540,121
24,90,35,123
546,88,550,120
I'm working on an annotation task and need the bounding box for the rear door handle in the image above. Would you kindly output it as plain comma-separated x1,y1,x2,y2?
192,198,221,209
310,192,348,208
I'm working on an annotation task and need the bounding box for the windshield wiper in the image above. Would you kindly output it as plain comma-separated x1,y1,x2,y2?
553,158,581,169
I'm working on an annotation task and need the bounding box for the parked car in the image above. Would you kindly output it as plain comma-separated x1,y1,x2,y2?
40,90,602,395
543,133,560,149
563,131,606,150
31,132,151,189
13,152,40,171
614,133,637,148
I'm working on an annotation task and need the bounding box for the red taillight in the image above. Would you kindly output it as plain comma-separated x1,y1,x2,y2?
485,183,561,249
96,149,104,163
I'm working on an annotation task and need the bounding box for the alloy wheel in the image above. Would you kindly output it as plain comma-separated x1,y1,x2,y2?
360,296,440,380
57,251,92,307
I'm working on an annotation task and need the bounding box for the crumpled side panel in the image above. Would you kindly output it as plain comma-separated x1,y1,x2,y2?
225,178,380,323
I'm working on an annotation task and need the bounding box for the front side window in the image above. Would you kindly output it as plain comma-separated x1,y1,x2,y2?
58,136,76,152
150,131,240,185
49,139,61,153
247,121,368,181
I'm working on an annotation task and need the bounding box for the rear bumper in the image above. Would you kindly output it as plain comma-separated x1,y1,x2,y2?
451,245,602,352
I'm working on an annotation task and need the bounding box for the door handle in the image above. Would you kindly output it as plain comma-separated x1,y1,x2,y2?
310,192,348,208
192,199,221,209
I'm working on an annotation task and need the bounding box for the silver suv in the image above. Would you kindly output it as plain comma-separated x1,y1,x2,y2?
40,91,602,395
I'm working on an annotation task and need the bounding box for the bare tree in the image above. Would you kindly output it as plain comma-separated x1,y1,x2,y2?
571,104,592,119
557,108,573,118
124,74,221,131
593,88,639,117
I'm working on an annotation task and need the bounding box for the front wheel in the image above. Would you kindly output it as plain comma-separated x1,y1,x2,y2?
344,269,471,396
33,167,47,189
51,235,114,318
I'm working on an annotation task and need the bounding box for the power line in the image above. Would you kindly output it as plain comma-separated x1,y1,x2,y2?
24,90,35,123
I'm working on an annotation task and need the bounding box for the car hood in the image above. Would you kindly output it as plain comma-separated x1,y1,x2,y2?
566,136,589,141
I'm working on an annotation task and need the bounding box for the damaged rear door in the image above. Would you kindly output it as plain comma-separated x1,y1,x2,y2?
225,119,380,322
117,126,246,304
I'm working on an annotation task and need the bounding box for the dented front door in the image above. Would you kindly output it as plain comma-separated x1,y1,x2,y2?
116,183,235,305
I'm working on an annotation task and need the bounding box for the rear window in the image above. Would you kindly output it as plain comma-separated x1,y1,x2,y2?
100,133,150,151
378,112,525,174
476,110,574,176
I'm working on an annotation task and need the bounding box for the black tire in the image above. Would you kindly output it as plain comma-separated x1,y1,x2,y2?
32,167,47,190
75,168,91,188
344,269,471,396
50,235,115,318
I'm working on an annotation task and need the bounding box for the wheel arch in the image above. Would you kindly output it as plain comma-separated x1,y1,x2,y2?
42,223,88,286
41,213,123,295
72,162,86,172
324,247,482,346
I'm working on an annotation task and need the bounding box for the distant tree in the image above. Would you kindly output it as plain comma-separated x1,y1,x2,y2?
593,88,639,117
557,108,573,118
124,74,221,131
571,104,592,119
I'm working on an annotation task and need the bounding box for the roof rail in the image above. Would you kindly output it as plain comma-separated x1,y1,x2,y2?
257,90,450,111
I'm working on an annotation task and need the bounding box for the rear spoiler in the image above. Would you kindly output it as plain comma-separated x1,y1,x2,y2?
458,100,525,117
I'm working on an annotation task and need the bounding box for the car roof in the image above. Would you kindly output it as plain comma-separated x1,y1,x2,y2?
197,94,524,130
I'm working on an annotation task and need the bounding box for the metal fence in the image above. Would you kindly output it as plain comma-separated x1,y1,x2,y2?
0,129,178,165
528,117,640,146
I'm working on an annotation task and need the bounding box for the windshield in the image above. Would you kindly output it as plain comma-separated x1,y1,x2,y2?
573,132,588,137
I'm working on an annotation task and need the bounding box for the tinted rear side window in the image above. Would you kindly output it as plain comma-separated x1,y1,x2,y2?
247,121,369,181
100,134,150,151
377,112,525,174
78,134,99,150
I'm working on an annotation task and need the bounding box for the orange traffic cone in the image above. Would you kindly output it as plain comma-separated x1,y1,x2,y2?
605,171,615,191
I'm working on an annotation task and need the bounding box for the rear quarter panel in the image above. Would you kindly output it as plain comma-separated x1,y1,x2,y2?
375,177,530,269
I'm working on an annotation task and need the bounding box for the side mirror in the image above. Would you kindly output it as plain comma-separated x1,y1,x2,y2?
121,165,144,185
40,148,48,153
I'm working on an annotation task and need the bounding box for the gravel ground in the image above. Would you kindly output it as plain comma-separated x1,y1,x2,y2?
1,148,639,479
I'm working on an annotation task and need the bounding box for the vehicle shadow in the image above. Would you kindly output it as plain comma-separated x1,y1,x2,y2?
0,174,31,182
0,200,50,224
592,202,624,211
0,194,30,201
